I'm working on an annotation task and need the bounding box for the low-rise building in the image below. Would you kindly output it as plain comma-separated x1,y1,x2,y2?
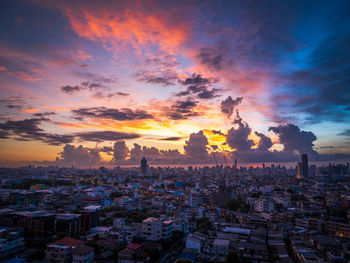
72,245,94,263
45,237,83,263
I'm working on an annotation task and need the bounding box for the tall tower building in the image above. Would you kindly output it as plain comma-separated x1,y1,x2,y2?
301,154,309,178
296,162,302,179
140,157,148,176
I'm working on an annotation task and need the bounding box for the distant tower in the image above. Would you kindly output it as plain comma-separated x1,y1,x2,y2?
234,159,237,169
301,154,309,178
296,162,302,179
140,157,148,176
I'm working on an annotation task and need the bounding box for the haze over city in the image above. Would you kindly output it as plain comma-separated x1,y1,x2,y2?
0,0,350,167
2,2,350,263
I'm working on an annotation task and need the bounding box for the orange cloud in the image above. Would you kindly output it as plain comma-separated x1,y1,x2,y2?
20,108,39,114
40,106,70,111
75,49,92,60
64,7,189,54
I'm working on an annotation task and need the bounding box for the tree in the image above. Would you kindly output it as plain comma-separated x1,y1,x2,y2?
227,249,240,263
226,198,249,212
251,191,262,198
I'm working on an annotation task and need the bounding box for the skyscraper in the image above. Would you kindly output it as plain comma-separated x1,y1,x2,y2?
296,162,302,179
301,154,309,178
140,157,147,176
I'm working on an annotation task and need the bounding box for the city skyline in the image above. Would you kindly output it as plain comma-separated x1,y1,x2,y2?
1,0,350,167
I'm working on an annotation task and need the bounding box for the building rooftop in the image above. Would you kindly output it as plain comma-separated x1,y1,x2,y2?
73,245,94,255
51,237,83,247
127,243,142,250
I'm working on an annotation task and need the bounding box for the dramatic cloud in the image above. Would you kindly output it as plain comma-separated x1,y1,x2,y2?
255,131,273,151
1,0,350,166
184,130,209,160
75,131,140,142
159,136,183,141
221,96,243,118
61,85,82,94
273,35,350,124
61,81,109,94
33,112,56,117
0,118,140,145
226,111,254,151
136,69,178,86
165,99,199,120
177,74,220,100
269,124,317,156
0,118,74,145
113,141,129,161
71,107,153,121
56,144,102,167
197,47,225,71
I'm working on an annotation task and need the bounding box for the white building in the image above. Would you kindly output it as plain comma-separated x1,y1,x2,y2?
185,232,208,253
142,217,173,241
254,197,274,212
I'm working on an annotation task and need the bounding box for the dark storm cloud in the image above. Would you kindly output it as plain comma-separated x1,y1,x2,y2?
166,99,199,120
158,136,183,141
269,123,317,155
55,144,102,166
255,131,273,151
113,141,129,161
179,74,212,86
71,106,153,121
33,112,56,117
177,74,220,100
0,117,140,145
75,131,140,142
0,118,74,145
212,130,224,135
211,144,218,150
221,96,243,118
0,118,48,138
176,85,220,100
226,111,254,151
184,130,209,160
197,88,220,99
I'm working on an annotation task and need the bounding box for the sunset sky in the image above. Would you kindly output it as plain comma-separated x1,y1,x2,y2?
0,0,350,167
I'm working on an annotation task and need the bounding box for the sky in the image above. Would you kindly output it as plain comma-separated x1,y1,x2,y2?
0,0,350,167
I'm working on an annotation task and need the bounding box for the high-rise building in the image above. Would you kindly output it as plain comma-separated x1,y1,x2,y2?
296,162,302,179
234,159,237,169
301,154,309,178
140,157,147,176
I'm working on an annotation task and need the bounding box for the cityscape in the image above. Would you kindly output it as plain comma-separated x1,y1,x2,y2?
1,0,350,263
